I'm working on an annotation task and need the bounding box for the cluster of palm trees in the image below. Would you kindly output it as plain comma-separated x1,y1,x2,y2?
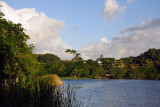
65,49,76,55
65,49,81,61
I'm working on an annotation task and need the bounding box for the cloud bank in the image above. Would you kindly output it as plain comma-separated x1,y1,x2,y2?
103,0,126,22
0,1,73,59
121,18,160,33
80,18,160,60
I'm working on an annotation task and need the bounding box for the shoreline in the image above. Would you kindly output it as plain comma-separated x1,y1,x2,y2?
60,77,160,80
60,77,92,79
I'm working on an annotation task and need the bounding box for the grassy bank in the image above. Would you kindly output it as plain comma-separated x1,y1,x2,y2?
60,77,92,79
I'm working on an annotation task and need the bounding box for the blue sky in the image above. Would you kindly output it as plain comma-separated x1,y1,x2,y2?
1,0,160,59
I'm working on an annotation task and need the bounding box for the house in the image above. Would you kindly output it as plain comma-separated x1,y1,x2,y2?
96,58,102,66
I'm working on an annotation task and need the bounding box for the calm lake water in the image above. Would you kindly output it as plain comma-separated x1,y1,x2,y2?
62,79,160,107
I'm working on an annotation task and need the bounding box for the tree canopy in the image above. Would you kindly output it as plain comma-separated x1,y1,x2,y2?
34,53,60,63
0,12,39,81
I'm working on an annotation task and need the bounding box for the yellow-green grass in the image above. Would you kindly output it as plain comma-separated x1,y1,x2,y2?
40,74,63,86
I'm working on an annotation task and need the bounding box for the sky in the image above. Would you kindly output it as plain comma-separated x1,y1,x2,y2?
0,0,160,60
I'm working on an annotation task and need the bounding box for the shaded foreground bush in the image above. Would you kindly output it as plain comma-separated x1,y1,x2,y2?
0,79,83,107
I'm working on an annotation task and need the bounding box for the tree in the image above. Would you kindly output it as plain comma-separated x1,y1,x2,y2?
72,53,83,61
35,53,60,63
86,59,98,67
100,57,116,73
110,67,126,79
91,67,105,79
0,12,39,81
65,49,71,55
65,49,76,55
65,49,82,61
71,49,76,55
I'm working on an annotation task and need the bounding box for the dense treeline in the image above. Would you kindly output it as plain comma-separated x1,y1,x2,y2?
101,48,160,79
34,53,60,63
44,60,105,78
37,48,160,80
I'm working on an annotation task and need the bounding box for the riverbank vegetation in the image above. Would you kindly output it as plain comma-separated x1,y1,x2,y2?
35,48,160,80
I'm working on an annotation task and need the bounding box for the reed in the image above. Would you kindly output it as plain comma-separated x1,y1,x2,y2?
0,79,83,107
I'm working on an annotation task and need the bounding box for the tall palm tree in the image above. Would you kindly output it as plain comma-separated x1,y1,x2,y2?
65,49,77,56
71,49,76,55
74,53,80,61
65,49,71,55
65,49,82,61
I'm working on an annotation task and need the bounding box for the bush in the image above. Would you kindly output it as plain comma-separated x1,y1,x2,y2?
40,74,63,86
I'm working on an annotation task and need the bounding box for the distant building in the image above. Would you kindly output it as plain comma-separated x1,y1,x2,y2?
96,58,102,66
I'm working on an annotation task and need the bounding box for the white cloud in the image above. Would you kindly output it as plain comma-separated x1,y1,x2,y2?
0,1,73,60
102,0,126,22
80,37,111,60
80,18,160,60
100,37,111,44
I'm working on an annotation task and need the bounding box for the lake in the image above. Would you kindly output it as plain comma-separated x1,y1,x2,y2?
62,79,160,107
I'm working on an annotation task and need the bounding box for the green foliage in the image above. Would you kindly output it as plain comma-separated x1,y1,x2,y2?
92,67,105,78
34,53,60,63
43,59,104,78
65,49,76,55
110,67,126,79
119,48,160,80
0,13,39,81
100,57,116,73
35,64,48,76
42,48,160,80
86,59,98,67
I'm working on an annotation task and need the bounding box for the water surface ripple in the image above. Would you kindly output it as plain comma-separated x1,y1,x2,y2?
62,79,160,107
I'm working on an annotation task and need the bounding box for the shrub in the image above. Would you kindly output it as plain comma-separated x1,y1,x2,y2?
40,74,63,86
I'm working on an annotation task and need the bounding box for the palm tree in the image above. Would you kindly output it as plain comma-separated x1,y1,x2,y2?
65,49,82,61
71,49,76,55
65,49,71,55
73,53,81,61
65,49,77,56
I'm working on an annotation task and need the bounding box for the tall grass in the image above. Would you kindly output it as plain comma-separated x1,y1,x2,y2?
40,74,63,86
0,79,83,107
